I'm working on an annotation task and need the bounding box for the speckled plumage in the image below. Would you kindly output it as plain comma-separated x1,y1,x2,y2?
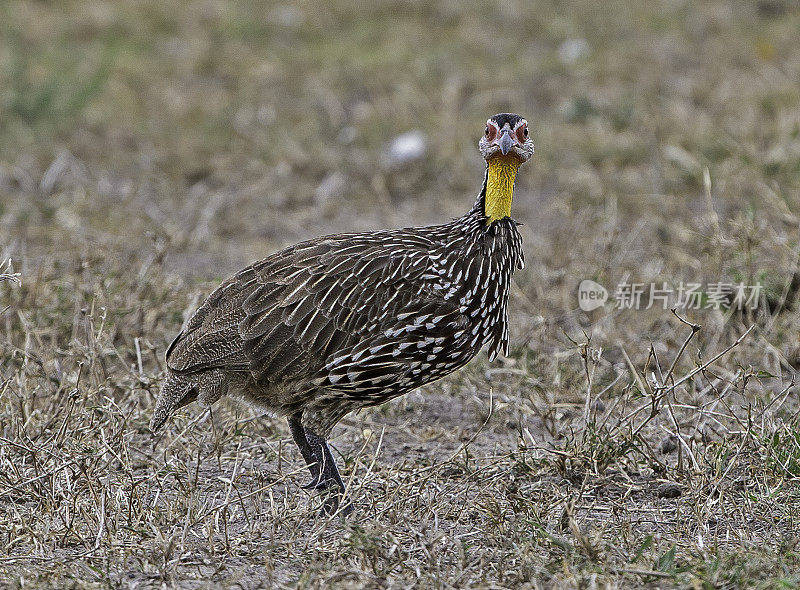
151,113,534,515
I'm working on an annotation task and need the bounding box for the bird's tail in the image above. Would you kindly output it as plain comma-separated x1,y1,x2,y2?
150,373,198,432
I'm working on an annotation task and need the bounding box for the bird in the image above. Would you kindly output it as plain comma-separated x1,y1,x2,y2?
150,113,534,516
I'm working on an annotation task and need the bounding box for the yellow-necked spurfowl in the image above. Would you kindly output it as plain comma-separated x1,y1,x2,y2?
151,113,534,515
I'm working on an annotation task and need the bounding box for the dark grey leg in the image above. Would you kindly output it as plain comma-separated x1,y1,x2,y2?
287,415,323,489
305,430,354,516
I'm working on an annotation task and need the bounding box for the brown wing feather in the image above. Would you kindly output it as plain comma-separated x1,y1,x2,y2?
165,229,471,394
239,234,448,384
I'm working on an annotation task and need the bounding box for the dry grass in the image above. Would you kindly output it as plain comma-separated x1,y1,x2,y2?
3,0,800,587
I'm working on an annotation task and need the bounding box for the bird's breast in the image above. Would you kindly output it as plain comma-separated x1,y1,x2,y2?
429,222,522,359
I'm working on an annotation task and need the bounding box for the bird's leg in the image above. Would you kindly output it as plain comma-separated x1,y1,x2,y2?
287,415,323,489
305,430,354,516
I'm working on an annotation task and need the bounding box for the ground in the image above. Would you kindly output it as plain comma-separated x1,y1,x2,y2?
2,0,800,588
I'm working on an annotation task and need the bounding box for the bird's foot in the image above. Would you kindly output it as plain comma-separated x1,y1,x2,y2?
301,475,329,490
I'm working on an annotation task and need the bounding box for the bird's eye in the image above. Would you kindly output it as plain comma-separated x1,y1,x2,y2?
516,124,528,143
524,128,529,137
484,126,489,137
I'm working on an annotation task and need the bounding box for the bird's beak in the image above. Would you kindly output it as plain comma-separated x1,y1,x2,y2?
498,129,515,156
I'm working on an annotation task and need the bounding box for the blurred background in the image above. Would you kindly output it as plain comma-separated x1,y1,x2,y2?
2,0,800,586
4,0,800,355
2,0,797,272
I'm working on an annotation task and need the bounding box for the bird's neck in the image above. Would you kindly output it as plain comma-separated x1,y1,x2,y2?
483,156,520,223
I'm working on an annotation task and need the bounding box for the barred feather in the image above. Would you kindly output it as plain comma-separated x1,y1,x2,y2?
149,113,534,521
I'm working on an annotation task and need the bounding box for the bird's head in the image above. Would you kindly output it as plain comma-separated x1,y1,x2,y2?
478,113,534,164
478,113,533,223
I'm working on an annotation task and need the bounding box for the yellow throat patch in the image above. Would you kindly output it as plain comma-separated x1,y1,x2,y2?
484,155,520,223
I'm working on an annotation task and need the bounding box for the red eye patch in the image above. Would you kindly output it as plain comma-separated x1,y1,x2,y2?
485,122,498,141
515,124,528,143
